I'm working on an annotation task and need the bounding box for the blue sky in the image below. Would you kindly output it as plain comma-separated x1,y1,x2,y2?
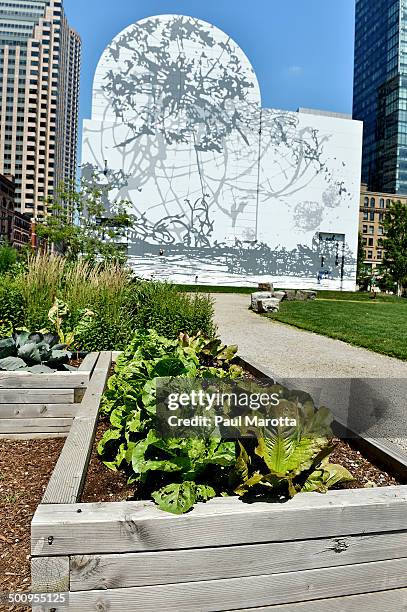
66,0,355,145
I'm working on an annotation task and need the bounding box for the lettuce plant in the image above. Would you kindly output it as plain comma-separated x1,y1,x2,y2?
98,330,240,513
231,391,353,498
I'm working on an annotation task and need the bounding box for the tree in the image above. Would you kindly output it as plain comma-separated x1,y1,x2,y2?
36,179,135,264
380,200,407,295
356,232,373,291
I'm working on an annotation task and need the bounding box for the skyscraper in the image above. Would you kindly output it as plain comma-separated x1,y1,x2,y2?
353,0,407,194
0,0,81,218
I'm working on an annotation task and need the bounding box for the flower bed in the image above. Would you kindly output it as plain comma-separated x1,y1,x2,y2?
30,341,407,610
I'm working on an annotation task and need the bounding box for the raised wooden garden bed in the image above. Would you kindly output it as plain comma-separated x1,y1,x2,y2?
0,352,100,438
30,355,407,611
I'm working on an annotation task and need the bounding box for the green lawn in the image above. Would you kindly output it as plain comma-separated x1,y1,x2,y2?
267,298,407,360
178,285,255,294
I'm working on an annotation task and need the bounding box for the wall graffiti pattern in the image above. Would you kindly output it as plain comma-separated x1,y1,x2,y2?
82,14,363,288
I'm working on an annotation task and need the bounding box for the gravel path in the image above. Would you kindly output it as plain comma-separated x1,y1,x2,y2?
213,293,407,451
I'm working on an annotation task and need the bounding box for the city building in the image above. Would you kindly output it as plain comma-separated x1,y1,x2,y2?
0,0,81,219
83,14,363,289
0,173,31,247
353,0,407,194
359,185,407,270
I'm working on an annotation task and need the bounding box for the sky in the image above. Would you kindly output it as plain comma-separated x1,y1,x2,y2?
65,0,356,152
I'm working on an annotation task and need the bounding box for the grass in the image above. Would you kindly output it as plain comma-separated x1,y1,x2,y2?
178,284,255,294
267,297,407,360
179,285,401,301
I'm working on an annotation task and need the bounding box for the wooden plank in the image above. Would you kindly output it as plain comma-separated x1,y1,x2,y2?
78,352,99,374
41,352,112,505
0,418,72,434
31,556,69,593
0,403,80,418
0,389,75,404
0,433,68,440
0,372,89,389
229,588,407,611
64,558,407,611
32,486,407,556
70,530,407,591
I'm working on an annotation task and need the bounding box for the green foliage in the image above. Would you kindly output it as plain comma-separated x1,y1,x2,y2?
231,391,353,499
0,331,72,372
380,200,407,293
0,254,215,352
36,179,135,264
0,276,24,328
128,281,216,339
98,330,240,514
356,232,373,291
0,243,18,274
98,331,352,514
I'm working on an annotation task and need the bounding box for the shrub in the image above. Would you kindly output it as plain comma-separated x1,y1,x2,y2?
128,281,216,340
0,244,18,274
0,275,24,328
0,254,215,351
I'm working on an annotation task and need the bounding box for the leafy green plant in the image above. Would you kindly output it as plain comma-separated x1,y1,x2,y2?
0,243,18,274
98,330,240,514
0,331,72,373
231,391,353,498
98,333,355,514
47,297,95,349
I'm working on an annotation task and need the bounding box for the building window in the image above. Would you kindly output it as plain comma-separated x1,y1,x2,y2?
363,211,369,220
370,211,375,221
364,196,369,207
368,238,374,246
370,197,375,208
367,250,373,260
386,199,391,208
362,224,368,233
380,198,385,208
377,250,383,259
369,226,375,235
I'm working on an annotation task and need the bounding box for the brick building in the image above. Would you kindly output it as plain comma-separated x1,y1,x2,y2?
0,173,31,247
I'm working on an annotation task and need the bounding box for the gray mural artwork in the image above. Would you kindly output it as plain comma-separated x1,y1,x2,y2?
82,15,363,288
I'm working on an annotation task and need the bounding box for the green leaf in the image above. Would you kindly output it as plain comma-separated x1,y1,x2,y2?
49,349,71,365
217,344,238,362
0,337,15,359
195,484,216,502
151,358,188,378
0,356,26,371
152,482,197,514
17,342,41,364
97,428,122,456
22,365,55,373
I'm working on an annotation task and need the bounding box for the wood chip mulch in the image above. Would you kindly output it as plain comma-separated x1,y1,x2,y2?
330,437,400,489
81,418,134,503
0,438,65,597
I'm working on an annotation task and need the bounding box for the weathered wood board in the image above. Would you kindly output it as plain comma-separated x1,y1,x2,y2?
41,351,112,505
69,530,407,591
47,558,407,612
32,486,407,556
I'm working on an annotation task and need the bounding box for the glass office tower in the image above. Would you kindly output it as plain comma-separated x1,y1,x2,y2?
353,0,407,194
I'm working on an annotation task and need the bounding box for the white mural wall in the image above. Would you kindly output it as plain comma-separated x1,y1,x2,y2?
82,14,363,289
